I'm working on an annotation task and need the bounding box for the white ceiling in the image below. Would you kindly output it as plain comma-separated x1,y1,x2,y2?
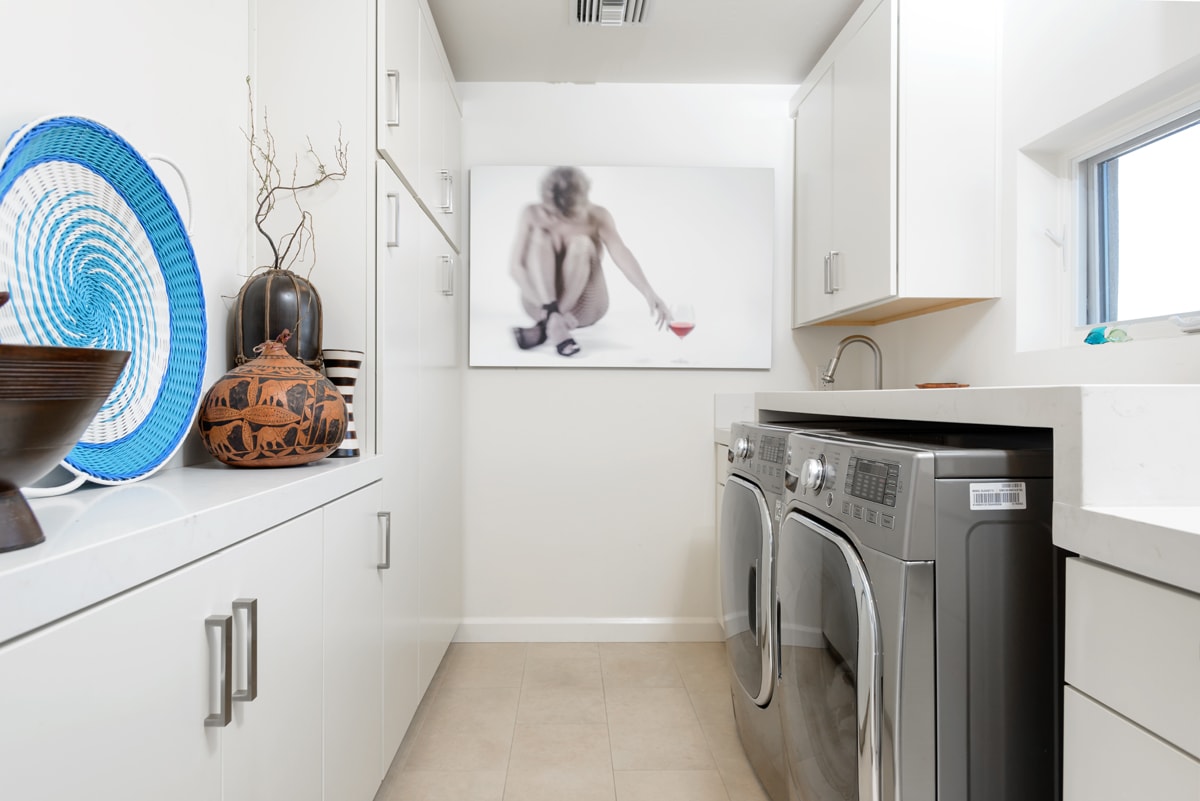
426,0,862,85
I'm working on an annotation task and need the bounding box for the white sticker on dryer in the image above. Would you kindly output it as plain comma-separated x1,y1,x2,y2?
969,482,1027,510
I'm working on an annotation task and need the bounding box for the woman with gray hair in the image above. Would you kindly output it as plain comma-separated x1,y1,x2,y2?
510,166,670,356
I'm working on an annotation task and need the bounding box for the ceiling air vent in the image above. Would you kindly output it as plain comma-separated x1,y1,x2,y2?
575,0,651,26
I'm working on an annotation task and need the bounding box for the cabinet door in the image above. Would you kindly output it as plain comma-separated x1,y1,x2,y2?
377,0,419,188
1064,687,1200,801
792,66,835,326
417,218,462,695
323,482,385,800
0,552,227,800
377,161,422,768
830,0,896,313
436,79,462,249
223,512,324,801
416,11,447,215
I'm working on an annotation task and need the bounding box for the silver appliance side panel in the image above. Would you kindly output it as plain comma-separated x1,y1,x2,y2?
933,476,1060,801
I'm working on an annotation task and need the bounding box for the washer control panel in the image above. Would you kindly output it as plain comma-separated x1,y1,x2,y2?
728,423,791,496
787,433,913,534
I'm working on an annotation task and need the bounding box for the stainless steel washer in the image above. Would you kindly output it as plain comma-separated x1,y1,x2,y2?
719,421,799,801
777,428,1062,801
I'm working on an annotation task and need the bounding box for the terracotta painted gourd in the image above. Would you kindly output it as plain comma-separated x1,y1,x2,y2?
196,330,346,467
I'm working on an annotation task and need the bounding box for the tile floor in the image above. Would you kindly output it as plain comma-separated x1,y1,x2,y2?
374,642,772,801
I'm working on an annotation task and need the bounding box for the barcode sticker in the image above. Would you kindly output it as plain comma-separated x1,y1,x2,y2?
969,482,1027,510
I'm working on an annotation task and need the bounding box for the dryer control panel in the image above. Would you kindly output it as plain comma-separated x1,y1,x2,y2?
728,423,791,497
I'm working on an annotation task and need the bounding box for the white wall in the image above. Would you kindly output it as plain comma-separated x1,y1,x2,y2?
0,1,251,467
458,1,1200,641
458,83,855,641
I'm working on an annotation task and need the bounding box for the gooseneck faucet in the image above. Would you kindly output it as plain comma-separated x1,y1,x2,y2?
821,335,883,390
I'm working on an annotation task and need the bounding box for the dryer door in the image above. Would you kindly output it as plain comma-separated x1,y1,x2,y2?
777,511,882,801
719,474,777,707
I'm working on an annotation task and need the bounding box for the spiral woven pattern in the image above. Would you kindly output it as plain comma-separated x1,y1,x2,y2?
0,116,206,483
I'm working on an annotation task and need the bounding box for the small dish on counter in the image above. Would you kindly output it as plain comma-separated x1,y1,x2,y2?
915,383,970,388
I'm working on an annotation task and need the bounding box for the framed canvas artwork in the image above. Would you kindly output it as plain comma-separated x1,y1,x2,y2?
467,165,774,369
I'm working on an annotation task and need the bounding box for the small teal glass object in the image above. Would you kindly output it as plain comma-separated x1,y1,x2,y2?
1084,326,1132,344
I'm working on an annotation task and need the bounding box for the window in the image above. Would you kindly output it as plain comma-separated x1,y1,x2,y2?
1083,108,1200,325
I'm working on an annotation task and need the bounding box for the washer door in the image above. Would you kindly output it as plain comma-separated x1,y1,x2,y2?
719,474,777,707
777,511,882,801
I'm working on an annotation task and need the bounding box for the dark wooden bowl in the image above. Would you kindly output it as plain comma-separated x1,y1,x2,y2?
0,344,131,552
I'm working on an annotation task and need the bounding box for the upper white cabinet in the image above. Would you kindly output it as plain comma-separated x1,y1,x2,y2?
792,0,999,326
377,0,420,185
378,0,462,250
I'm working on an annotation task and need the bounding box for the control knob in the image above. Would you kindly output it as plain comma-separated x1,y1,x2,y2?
732,437,754,460
798,456,828,493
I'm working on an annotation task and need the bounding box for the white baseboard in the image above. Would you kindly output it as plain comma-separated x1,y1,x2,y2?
453,616,723,643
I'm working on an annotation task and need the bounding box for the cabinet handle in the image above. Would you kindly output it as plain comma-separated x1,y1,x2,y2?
829,250,841,293
204,615,232,728
386,192,400,248
377,511,391,570
232,598,258,703
823,252,832,295
438,169,454,214
386,70,400,127
440,255,455,296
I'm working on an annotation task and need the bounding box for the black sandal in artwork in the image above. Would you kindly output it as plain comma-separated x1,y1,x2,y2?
540,300,580,357
512,319,547,349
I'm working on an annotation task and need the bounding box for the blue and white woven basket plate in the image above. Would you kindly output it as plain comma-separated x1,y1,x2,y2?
0,116,206,484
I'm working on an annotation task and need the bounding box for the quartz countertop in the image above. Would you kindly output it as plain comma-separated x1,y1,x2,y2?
752,386,1200,595
0,456,383,645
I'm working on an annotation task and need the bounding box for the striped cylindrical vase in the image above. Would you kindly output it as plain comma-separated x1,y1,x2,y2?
321,349,364,458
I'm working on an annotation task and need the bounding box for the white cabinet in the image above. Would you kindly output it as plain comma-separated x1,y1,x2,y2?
416,209,463,695
376,162,422,767
791,0,999,326
322,482,386,801
378,0,462,250
1063,557,1200,799
221,514,325,801
0,511,323,801
377,0,420,188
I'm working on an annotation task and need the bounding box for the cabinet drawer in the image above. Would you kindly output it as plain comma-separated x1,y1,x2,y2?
1063,687,1200,801
1064,557,1200,757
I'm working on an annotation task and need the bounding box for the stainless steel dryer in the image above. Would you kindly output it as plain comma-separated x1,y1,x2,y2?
776,428,1061,801
719,421,798,801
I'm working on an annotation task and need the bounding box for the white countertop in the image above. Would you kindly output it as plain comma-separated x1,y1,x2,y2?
0,456,383,645
752,386,1200,595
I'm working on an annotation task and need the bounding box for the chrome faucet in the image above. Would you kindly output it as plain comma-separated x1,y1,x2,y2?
821,335,883,390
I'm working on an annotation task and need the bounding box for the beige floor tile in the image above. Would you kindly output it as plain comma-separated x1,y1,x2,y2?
503,767,616,801
705,725,755,762
670,641,726,669
517,685,608,725
440,643,527,689
690,689,737,734
605,686,698,730
614,769,732,801
508,723,613,773
423,687,520,733
609,722,716,771
386,770,507,801
526,642,600,661
713,751,772,801
522,656,604,689
403,727,512,772
601,643,683,689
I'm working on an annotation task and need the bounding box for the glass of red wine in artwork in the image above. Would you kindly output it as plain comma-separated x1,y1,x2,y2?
668,302,695,364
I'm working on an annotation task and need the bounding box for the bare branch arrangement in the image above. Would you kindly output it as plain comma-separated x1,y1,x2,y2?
243,76,349,273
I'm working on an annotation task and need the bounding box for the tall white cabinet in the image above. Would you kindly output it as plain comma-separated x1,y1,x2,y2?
791,0,1000,326
254,0,465,790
